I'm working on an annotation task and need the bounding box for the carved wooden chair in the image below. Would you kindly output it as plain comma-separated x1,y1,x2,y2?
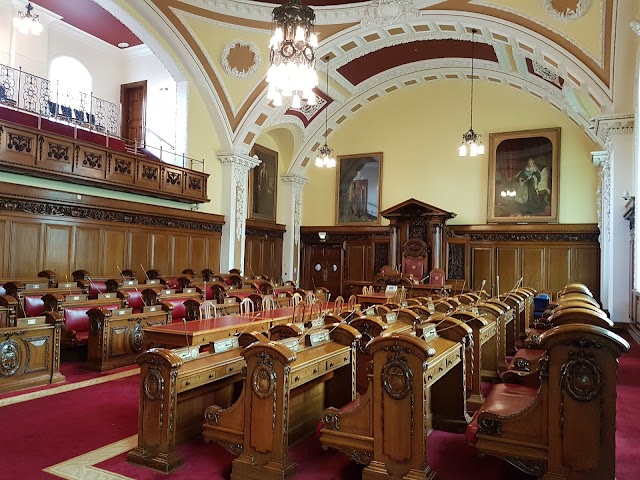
239,297,254,315
333,295,344,314
261,295,277,311
290,292,302,307
402,238,428,280
467,324,629,480
347,294,357,311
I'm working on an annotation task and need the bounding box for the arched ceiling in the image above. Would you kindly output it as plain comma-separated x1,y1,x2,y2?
114,0,619,167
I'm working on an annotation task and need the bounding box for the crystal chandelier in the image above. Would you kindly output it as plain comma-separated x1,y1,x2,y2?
13,2,43,36
459,29,484,157
315,56,336,168
267,0,318,108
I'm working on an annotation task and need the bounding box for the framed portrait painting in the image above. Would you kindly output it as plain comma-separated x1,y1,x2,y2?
249,144,278,222
487,128,560,223
336,152,382,225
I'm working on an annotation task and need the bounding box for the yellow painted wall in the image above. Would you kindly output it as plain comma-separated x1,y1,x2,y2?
302,80,599,226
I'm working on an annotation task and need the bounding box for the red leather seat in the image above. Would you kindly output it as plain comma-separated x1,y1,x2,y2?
507,348,544,371
88,281,107,299
316,396,363,438
63,303,120,345
23,294,45,317
466,383,538,445
126,290,145,313
165,298,188,322
164,277,180,289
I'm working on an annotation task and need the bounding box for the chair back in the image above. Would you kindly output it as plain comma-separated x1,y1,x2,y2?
291,292,302,307
199,300,215,319
334,295,344,313
261,295,277,311
347,294,357,310
305,292,317,305
240,297,254,314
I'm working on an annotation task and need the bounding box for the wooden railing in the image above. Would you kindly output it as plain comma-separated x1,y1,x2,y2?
0,118,209,204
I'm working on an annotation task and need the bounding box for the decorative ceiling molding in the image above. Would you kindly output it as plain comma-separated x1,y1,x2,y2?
591,114,635,145
541,0,592,21
361,0,420,26
221,40,260,78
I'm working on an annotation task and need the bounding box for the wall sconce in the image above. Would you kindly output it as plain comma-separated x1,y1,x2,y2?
318,232,327,241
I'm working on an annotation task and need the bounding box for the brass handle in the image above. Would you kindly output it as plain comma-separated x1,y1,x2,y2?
294,375,300,382
428,374,433,381
209,373,214,379
438,366,443,372
185,380,191,385
228,366,234,372
313,368,318,374
329,362,334,368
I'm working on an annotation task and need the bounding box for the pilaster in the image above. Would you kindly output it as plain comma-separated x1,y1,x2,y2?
280,174,309,284
218,152,261,273
591,113,635,322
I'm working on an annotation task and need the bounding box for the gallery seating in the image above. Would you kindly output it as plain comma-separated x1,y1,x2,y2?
466,324,629,480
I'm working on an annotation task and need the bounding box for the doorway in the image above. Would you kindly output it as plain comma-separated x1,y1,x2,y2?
120,80,147,145
302,244,343,298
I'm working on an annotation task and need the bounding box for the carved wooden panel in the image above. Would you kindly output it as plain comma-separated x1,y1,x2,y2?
207,237,221,274
25,334,51,372
345,243,367,282
74,227,102,275
129,232,151,278
0,219,5,275
471,247,493,291
151,234,171,274
1,126,37,166
245,237,262,276
136,160,161,190
103,229,127,278
9,220,42,277
191,237,206,270
44,224,73,277
547,247,572,295
573,246,600,300
521,247,546,293
496,247,519,293
162,166,184,196
173,236,190,274
107,153,135,185
74,145,107,180
37,136,73,173
186,172,206,200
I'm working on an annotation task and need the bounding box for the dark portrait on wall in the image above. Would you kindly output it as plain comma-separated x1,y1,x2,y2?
488,128,560,223
249,144,278,222
336,152,382,225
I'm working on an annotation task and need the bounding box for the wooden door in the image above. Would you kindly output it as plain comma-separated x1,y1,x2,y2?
120,81,146,145
307,245,343,298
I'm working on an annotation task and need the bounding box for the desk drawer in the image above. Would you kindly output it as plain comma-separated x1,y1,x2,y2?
217,359,243,378
291,362,323,387
178,370,215,391
326,352,350,372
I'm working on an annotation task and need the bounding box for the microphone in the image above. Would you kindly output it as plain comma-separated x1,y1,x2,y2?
182,317,191,347
420,274,430,283
235,311,263,339
460,280,466,296
480,279,486,293
141,264,150,282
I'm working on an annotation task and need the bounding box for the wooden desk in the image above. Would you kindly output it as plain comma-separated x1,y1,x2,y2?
143,307,296,347
202,324,361,480
127,333,266,473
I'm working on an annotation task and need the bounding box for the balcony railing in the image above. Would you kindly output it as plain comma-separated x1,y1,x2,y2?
0,64,120,136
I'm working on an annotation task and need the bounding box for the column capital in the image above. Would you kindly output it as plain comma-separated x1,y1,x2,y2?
591,114,635,148
591,150,610,168
280,174,309,187
218,152,261,171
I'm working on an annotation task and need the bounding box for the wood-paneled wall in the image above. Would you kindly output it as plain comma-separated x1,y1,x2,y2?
0,183,223,280
244,219,284,280
447,224,601,300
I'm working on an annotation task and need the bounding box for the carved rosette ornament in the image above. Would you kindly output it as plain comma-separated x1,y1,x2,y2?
7,133,32,153
143,368,164,401
478,412,502,435
361,0,420,26
221,40,260,79
560,338,602,402
382,344,415,437
541,0,591,21
218,153,261,242
0,338,21,377
130,322,144,352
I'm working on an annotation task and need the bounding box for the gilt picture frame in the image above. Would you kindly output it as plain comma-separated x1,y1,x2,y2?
487,128,560,223
249,144,278,222
336,152,382,226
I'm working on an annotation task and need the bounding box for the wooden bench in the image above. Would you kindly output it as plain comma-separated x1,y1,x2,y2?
0,315,65,393
466,324,629,480
4,281,84,318
85,307,171,372
319,325,467,479
202,324,361,480
142,288,202,322
127,332,267,472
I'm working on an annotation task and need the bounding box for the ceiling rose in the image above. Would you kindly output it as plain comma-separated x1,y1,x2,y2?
221,40,260,78
541,0,591,21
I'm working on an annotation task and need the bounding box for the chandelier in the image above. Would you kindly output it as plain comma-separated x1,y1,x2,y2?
267,0,318,108
459,29,484,157
13,2,43,36
316,56,336,168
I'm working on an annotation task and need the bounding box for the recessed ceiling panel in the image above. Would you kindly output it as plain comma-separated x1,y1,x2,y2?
337,39,499,86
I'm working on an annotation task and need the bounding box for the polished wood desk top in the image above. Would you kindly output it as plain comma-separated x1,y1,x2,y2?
144,304,341,347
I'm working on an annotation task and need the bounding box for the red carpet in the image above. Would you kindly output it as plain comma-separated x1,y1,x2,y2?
1,336,638,479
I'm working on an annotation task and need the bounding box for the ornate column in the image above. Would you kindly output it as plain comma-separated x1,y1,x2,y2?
592,150,611,311
390,224,398,270
218,153,261,273
592,114,635,321
280,174,308,284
